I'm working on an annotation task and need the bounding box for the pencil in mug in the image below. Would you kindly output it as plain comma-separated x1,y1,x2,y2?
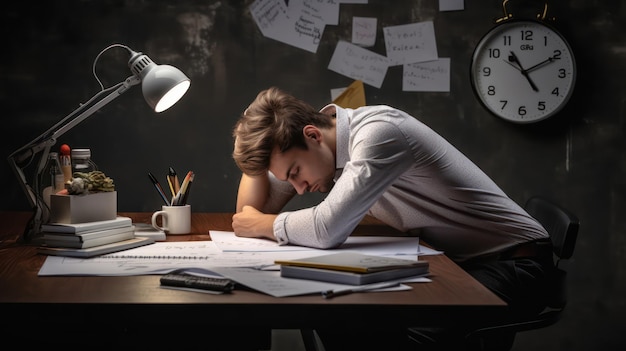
172,171,193,206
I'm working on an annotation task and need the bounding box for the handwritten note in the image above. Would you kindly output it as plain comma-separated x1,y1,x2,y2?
328,40,390,88
290,0,341,26
403,58,450,92
383,21,438,65
352,16,377,47
250,0,327,53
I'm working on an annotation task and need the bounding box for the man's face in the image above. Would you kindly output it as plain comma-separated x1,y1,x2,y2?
269,127,335,195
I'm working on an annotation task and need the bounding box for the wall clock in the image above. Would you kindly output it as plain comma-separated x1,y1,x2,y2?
470,17,576,123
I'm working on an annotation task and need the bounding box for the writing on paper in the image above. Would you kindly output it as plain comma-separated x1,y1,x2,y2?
328,40,390,88
352,16,377,47
402,58,450,92
383,21,438,65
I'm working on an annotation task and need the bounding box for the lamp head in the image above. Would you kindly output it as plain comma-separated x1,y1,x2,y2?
127,49,191,112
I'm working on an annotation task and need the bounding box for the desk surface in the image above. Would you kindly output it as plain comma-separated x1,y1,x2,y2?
0,212,505,331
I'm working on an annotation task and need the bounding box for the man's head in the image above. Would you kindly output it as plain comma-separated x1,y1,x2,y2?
233,87,336,194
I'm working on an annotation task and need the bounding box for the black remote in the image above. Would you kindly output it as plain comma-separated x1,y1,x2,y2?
160,273,235,293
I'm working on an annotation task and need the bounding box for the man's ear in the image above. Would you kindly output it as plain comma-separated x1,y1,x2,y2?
303,125,321,141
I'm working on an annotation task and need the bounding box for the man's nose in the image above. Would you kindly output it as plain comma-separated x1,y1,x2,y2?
292,180,308,195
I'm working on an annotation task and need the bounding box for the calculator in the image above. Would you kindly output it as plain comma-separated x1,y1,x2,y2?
160,272,235,293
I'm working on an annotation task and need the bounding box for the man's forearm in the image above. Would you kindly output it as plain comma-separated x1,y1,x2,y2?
236,173,270,212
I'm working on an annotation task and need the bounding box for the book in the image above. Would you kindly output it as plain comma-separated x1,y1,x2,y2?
132,222,166,241
41,216,132,234
37,236,155,258
279,264,429,285
42,227,136,249
275,252,428,273
276,252,429,285
42,225,136,243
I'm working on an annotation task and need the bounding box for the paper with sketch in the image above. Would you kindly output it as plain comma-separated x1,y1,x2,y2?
328,40,390,88
37,241,314,276
250,0,326,53
383,21,438,66
403,58,450,92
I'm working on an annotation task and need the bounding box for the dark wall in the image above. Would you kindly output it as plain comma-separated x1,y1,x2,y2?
1,0,624,349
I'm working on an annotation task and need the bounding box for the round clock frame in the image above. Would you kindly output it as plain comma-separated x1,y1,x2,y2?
470,20,576,124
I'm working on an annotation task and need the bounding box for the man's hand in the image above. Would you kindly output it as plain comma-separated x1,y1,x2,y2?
232,205,278,241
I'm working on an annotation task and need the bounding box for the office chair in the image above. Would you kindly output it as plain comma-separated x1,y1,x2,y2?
463,196,580,351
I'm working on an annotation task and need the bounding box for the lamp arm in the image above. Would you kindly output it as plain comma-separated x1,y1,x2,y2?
7,75,140,242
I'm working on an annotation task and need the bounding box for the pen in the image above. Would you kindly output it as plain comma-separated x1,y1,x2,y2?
148,172,170,205
167,166,180,197
321,281,400,299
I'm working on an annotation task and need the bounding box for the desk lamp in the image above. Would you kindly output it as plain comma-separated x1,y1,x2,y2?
8,43,191,243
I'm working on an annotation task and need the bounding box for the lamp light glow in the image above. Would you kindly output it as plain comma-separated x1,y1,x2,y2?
8,43,191,242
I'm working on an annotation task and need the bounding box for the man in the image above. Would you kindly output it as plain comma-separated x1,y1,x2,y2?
231,87,554,350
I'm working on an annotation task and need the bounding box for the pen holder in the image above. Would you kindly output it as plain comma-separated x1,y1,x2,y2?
151,204,191,235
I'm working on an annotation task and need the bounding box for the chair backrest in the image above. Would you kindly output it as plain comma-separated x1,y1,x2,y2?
524,196,579,262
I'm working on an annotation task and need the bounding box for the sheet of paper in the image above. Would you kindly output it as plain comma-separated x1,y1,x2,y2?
352,16,377,47
210,266,419,298
403,58,451,92
439,0,464,12
289,0,341,26
249,0,326,53
383,21,438,66
209,230,438,256
328,40,390,88
37,241,317,276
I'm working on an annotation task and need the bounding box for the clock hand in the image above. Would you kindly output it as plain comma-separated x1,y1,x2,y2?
509,51,539,92
525,55,557,74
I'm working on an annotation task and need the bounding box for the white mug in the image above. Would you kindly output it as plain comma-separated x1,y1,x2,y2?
151,204,191,235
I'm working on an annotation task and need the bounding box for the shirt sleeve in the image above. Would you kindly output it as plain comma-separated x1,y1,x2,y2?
274,118,415,248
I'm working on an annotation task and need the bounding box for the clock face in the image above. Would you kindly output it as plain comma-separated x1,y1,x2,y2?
470,20,576,123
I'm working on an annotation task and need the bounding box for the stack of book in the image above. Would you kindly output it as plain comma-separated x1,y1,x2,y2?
37,216,154,258
275,252,430,285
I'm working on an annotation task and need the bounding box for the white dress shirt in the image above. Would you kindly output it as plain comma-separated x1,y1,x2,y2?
269,104,548,262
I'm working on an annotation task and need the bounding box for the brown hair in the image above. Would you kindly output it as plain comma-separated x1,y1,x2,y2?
232,87,333,176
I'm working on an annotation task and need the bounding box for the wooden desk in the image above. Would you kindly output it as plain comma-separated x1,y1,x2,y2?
0,212,505,348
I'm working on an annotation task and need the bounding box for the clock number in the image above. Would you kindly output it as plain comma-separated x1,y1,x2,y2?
558,68,566,78
551,87,560,96
488,86,496,95
482,67,491,77
488,48,501,58
521,30,533,41
500,100,508,110
518,106,527,116
538,101,546,111
503,35,511,46
553,50,562,59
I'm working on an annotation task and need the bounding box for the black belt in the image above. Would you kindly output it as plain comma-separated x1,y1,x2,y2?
498,238,553,260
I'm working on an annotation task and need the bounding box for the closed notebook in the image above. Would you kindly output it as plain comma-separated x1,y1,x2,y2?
42,227,136,249
37,237,155,258
41,216,132,234
42,225,136,243
275,252,428,273
279,264,429,285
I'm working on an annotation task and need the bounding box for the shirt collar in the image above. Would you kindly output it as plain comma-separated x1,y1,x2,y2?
320,103,349,170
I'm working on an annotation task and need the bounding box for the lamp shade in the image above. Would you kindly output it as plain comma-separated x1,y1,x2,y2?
128,51,191,112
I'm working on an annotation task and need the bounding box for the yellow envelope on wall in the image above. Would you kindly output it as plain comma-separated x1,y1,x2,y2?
332,80,366,109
